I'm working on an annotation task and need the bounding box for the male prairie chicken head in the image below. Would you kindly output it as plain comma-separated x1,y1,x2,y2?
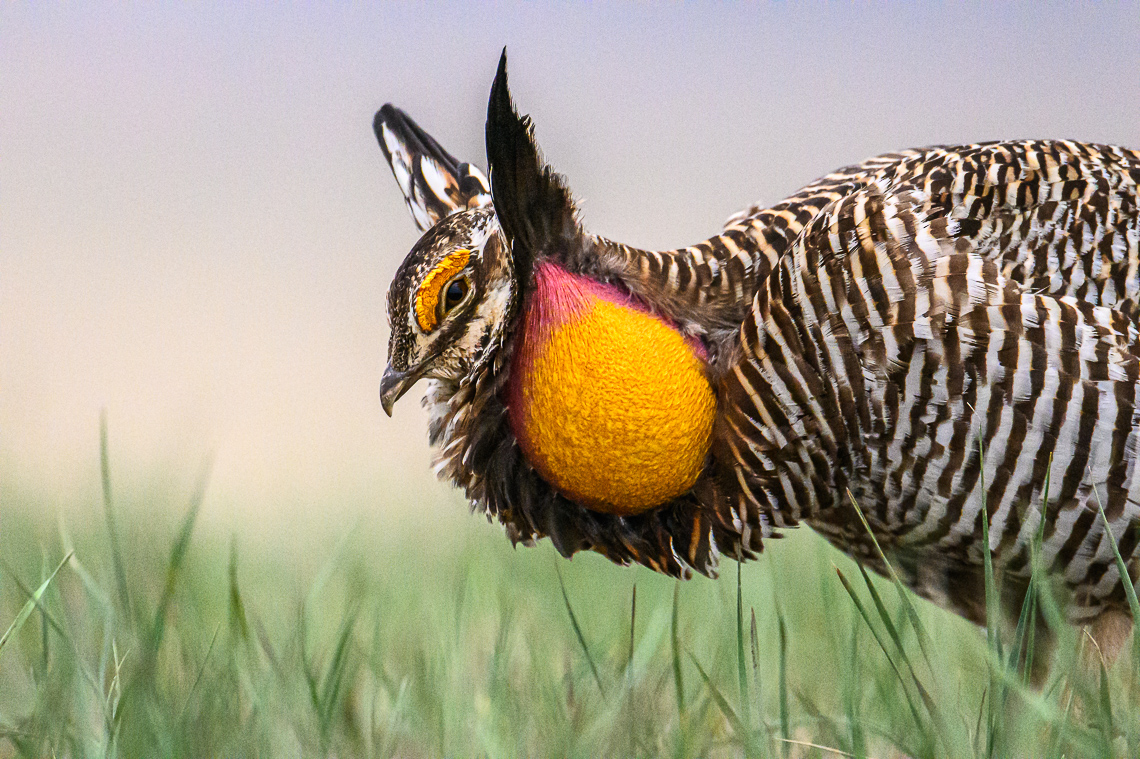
373,103,514,414
374,52,745,578
379,206,513,414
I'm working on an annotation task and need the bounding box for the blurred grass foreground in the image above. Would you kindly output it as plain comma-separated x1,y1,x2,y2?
2,433,1140,757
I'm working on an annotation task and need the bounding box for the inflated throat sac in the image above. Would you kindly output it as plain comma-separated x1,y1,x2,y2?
507,262,716,515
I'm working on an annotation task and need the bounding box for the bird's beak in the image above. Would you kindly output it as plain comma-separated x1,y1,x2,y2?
379,364,423,417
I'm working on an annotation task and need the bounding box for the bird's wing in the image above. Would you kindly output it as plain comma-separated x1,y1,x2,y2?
714,139,1140,526
374,104,491,232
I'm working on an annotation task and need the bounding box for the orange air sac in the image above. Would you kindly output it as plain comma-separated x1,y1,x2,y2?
507,262,716,515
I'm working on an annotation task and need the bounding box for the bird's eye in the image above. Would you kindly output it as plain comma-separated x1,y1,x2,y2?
442,277,470,315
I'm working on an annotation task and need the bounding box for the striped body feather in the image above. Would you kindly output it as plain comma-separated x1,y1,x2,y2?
720,141,1140,621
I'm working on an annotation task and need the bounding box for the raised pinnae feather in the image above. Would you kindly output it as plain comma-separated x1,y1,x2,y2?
374,103,491,232
485,49,579,286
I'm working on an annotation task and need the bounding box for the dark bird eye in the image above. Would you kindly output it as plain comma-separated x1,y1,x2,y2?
442,277,469,314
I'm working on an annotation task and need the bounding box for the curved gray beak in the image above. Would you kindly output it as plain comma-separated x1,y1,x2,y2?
379,364,422,417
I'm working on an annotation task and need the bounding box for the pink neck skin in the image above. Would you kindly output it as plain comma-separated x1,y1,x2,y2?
506,263,708,440
511,262,708,376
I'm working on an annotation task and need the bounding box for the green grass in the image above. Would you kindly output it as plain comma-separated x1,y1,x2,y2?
0,470,1137,757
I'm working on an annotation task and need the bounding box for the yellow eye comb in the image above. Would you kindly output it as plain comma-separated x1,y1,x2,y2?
414,249,470,332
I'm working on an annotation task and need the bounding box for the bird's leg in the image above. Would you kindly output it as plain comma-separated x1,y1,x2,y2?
1025,618,1057,689
1058,608,1136,733
1084,608,1134,672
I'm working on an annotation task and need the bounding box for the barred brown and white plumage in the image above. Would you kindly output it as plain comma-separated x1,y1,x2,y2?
720,175,1140,626
374,52,1140,642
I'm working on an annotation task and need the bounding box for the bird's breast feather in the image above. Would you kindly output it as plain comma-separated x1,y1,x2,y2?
507,263,716,514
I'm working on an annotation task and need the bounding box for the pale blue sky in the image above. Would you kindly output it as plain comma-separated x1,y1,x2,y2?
3,3,1139,539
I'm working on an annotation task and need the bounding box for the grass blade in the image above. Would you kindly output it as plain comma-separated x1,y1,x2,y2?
749,607,759,675
688,650,752,750
555,564,606,700
776,605,790,758
1097,656,1114,749
977,435,1003,757
100,412,132,622
228,539,251,643
0,551,72,658
844,489,935,674
844,488,951,753
750,606,762,732
853,563,943,725
1009,453,1053,684
777,738,857,758
842,612,867,757
320,606,360,733
736,561,754,743
973,686,987,757
628,583,637,678
179,621,222,721
1091,487,1140,655
672,580,685,716
856,564,906,663
301,607,322,718
1047,661,1078,758
1008,582,1038,689
834,567,925,732
1,561,70,646
150,459,212,650
1092,484,1140,751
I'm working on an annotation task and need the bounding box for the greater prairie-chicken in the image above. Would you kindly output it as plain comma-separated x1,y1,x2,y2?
375,53,1140,651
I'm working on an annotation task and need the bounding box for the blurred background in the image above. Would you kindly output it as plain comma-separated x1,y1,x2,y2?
3,3,1140,551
